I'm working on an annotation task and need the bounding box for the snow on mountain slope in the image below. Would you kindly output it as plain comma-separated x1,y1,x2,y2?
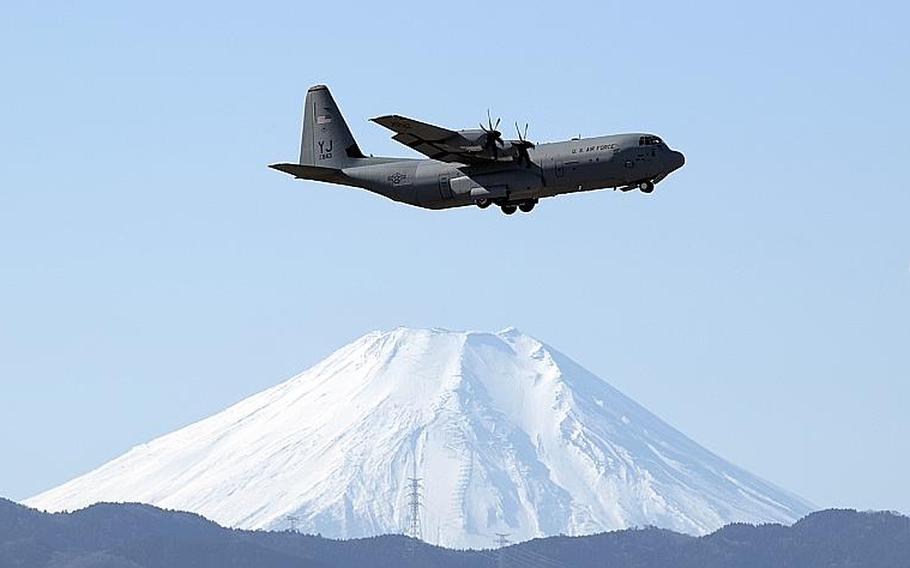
25,327,812,548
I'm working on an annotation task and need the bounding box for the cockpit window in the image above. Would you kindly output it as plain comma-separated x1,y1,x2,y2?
639,136,662,146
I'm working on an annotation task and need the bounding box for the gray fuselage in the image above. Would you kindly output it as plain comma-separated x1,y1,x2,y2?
330,133,685,210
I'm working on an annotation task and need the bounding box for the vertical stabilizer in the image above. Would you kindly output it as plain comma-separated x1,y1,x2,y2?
300,85,364,168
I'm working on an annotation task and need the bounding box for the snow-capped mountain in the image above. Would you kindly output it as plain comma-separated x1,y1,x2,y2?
26,327,812,548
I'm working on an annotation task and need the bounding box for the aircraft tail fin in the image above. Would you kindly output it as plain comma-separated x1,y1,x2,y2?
299,84,365,169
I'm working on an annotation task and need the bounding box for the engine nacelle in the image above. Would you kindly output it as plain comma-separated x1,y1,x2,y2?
455,129,489,146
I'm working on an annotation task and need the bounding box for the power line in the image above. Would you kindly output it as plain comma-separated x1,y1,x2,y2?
505,548,571,568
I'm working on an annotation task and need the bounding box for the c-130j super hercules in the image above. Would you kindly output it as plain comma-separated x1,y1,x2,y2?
271,85,685,214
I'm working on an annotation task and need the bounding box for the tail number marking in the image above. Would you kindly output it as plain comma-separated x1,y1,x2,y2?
317,139,333,160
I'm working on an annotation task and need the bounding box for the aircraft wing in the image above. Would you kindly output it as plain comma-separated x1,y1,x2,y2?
371,114,500,164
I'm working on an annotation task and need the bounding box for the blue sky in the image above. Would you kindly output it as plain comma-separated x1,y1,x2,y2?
1,1,908,515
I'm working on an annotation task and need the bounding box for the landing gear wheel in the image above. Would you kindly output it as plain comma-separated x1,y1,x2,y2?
519,200,536,213
501,204,517,215
639,181,655,194
475,198,492,209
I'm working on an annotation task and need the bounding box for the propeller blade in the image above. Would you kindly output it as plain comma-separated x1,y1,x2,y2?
515,122,531,142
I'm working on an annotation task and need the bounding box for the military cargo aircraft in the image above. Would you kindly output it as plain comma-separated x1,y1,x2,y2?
270,85,685,214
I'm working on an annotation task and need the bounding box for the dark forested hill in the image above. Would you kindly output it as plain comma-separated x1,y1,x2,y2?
1,498,908,568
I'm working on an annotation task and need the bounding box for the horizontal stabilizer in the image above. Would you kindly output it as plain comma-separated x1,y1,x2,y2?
269,163,346,182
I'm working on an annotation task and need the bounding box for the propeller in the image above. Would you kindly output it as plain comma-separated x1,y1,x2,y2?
480,109,504,158
516,122,531,143
513,121,535,167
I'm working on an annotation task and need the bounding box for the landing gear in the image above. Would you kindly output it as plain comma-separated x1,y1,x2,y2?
475,198,492,209
639,180,655,194
496,200,536,215
519,200,537,213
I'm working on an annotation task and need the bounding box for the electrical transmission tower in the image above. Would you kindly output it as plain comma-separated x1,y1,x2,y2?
494,533,511,568
405,476,423,542
285,514,300,533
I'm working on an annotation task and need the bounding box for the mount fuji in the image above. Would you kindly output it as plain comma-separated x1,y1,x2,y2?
25,327,812,548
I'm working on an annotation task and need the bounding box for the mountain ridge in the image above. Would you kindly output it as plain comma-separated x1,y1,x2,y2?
3,498,908,568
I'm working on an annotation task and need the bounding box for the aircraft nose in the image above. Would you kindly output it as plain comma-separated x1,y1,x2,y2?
670,150,685,171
